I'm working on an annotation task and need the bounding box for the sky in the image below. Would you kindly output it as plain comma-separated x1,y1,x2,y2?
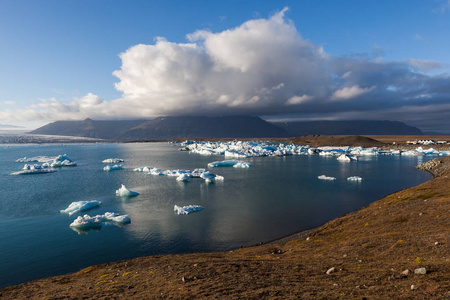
0,0,450,133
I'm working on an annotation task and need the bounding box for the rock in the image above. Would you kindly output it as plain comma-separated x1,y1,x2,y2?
326,267,336,275
414,267,427,275
401,269,411,276
182,276,187,283
306,237,310,241
411,285,417,290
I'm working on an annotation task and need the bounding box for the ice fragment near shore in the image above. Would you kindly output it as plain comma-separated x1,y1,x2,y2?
103,164,123,171
347,176,363,181
102,158,124,164
318,175,336,180
116,184,139,197
337,154,357,162
174,205,204,215
60,200,102,216
69,212,130,231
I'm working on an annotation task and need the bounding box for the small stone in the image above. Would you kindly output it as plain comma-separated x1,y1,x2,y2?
414,267,427,275
326,267,336,275
435,242,440,245
401,269,411,276
182,276,187,283
411,285,417,290
193,264,198,267
343,254,347,257
419,213,423,216
306,237,310,241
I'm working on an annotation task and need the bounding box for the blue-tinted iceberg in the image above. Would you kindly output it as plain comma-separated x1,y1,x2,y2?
207,160,252,168
174,205,204,215
116,184,139,197
60,200,102,216
103,164,123,171
347,176,363,181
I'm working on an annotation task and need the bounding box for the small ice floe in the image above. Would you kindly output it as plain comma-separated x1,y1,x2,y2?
233,161,252,168
174,205,204,215
116,184,139,197
201,171,217,183
337,154,357,162
16,154,76,167
318,175,336,180
102,158,124,164
347,176,363,181
207,160,251,168
69,212,130,233
176,174,191,182
11,169,56,175
103,164,123,171
60,200,102,216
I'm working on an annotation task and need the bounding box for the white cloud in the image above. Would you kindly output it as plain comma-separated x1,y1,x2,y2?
285,95,313,105
331,86,375,101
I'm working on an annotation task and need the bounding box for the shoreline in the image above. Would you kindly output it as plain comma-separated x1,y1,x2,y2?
1,150,449,298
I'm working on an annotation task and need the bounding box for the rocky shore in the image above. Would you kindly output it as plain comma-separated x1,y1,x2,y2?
1,156,449,299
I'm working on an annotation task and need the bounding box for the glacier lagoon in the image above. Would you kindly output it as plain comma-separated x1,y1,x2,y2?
0,142,433,288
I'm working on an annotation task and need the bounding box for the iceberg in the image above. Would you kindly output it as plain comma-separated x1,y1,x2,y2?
11,169,56,175
69,212,130,232
207,160,252,168
347,176,363,181
102,158,124,164
176,174,191,182
103,164,123,171
337,154,357,162
60,200,102,216
318,175,336,180
116,184,139,197
174,205,204,215
233,161,252,168
69,214,102,230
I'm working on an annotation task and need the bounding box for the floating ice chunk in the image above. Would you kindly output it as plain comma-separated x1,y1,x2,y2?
69,212,130,232
60,200,102,216
102,158,124,164
337,154,351,162
200,171,216,179
176,174,191,182
103,164,123,171
174,205,204,215
191,168,206,178
215,175,225,181
69,214,102,230
101,212,131,224
150,168,164,175
233,161,252,168
11,169,56,175
115,184,139,197
401,150,424,156
51,159,77,167
318,175,336,180
208,160,239,167
347,176,363,181
23,164,42,170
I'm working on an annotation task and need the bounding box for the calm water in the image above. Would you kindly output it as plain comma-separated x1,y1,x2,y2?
0,142,433,288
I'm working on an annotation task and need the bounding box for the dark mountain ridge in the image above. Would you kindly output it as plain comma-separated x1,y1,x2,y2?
30,117,423,140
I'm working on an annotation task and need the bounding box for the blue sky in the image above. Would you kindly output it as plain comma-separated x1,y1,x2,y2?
1,0,450,132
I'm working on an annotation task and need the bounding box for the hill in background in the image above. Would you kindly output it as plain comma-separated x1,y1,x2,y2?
30,116,423,140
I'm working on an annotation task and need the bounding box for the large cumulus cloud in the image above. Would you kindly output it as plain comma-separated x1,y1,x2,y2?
2,7,450,132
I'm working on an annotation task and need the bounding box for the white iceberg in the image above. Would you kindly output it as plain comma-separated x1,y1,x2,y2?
176,174,191,182
200,171,216,179
233,161,252,168
116,184,139,197
337,154,357,162
11,169,56,175
60,200,102,216
347,176,363,181
318,175,336,180
69,212,130,231
102,158,124,164
103,164,123,171
69,214,102,230
208,160,238,167
174,205,204,215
